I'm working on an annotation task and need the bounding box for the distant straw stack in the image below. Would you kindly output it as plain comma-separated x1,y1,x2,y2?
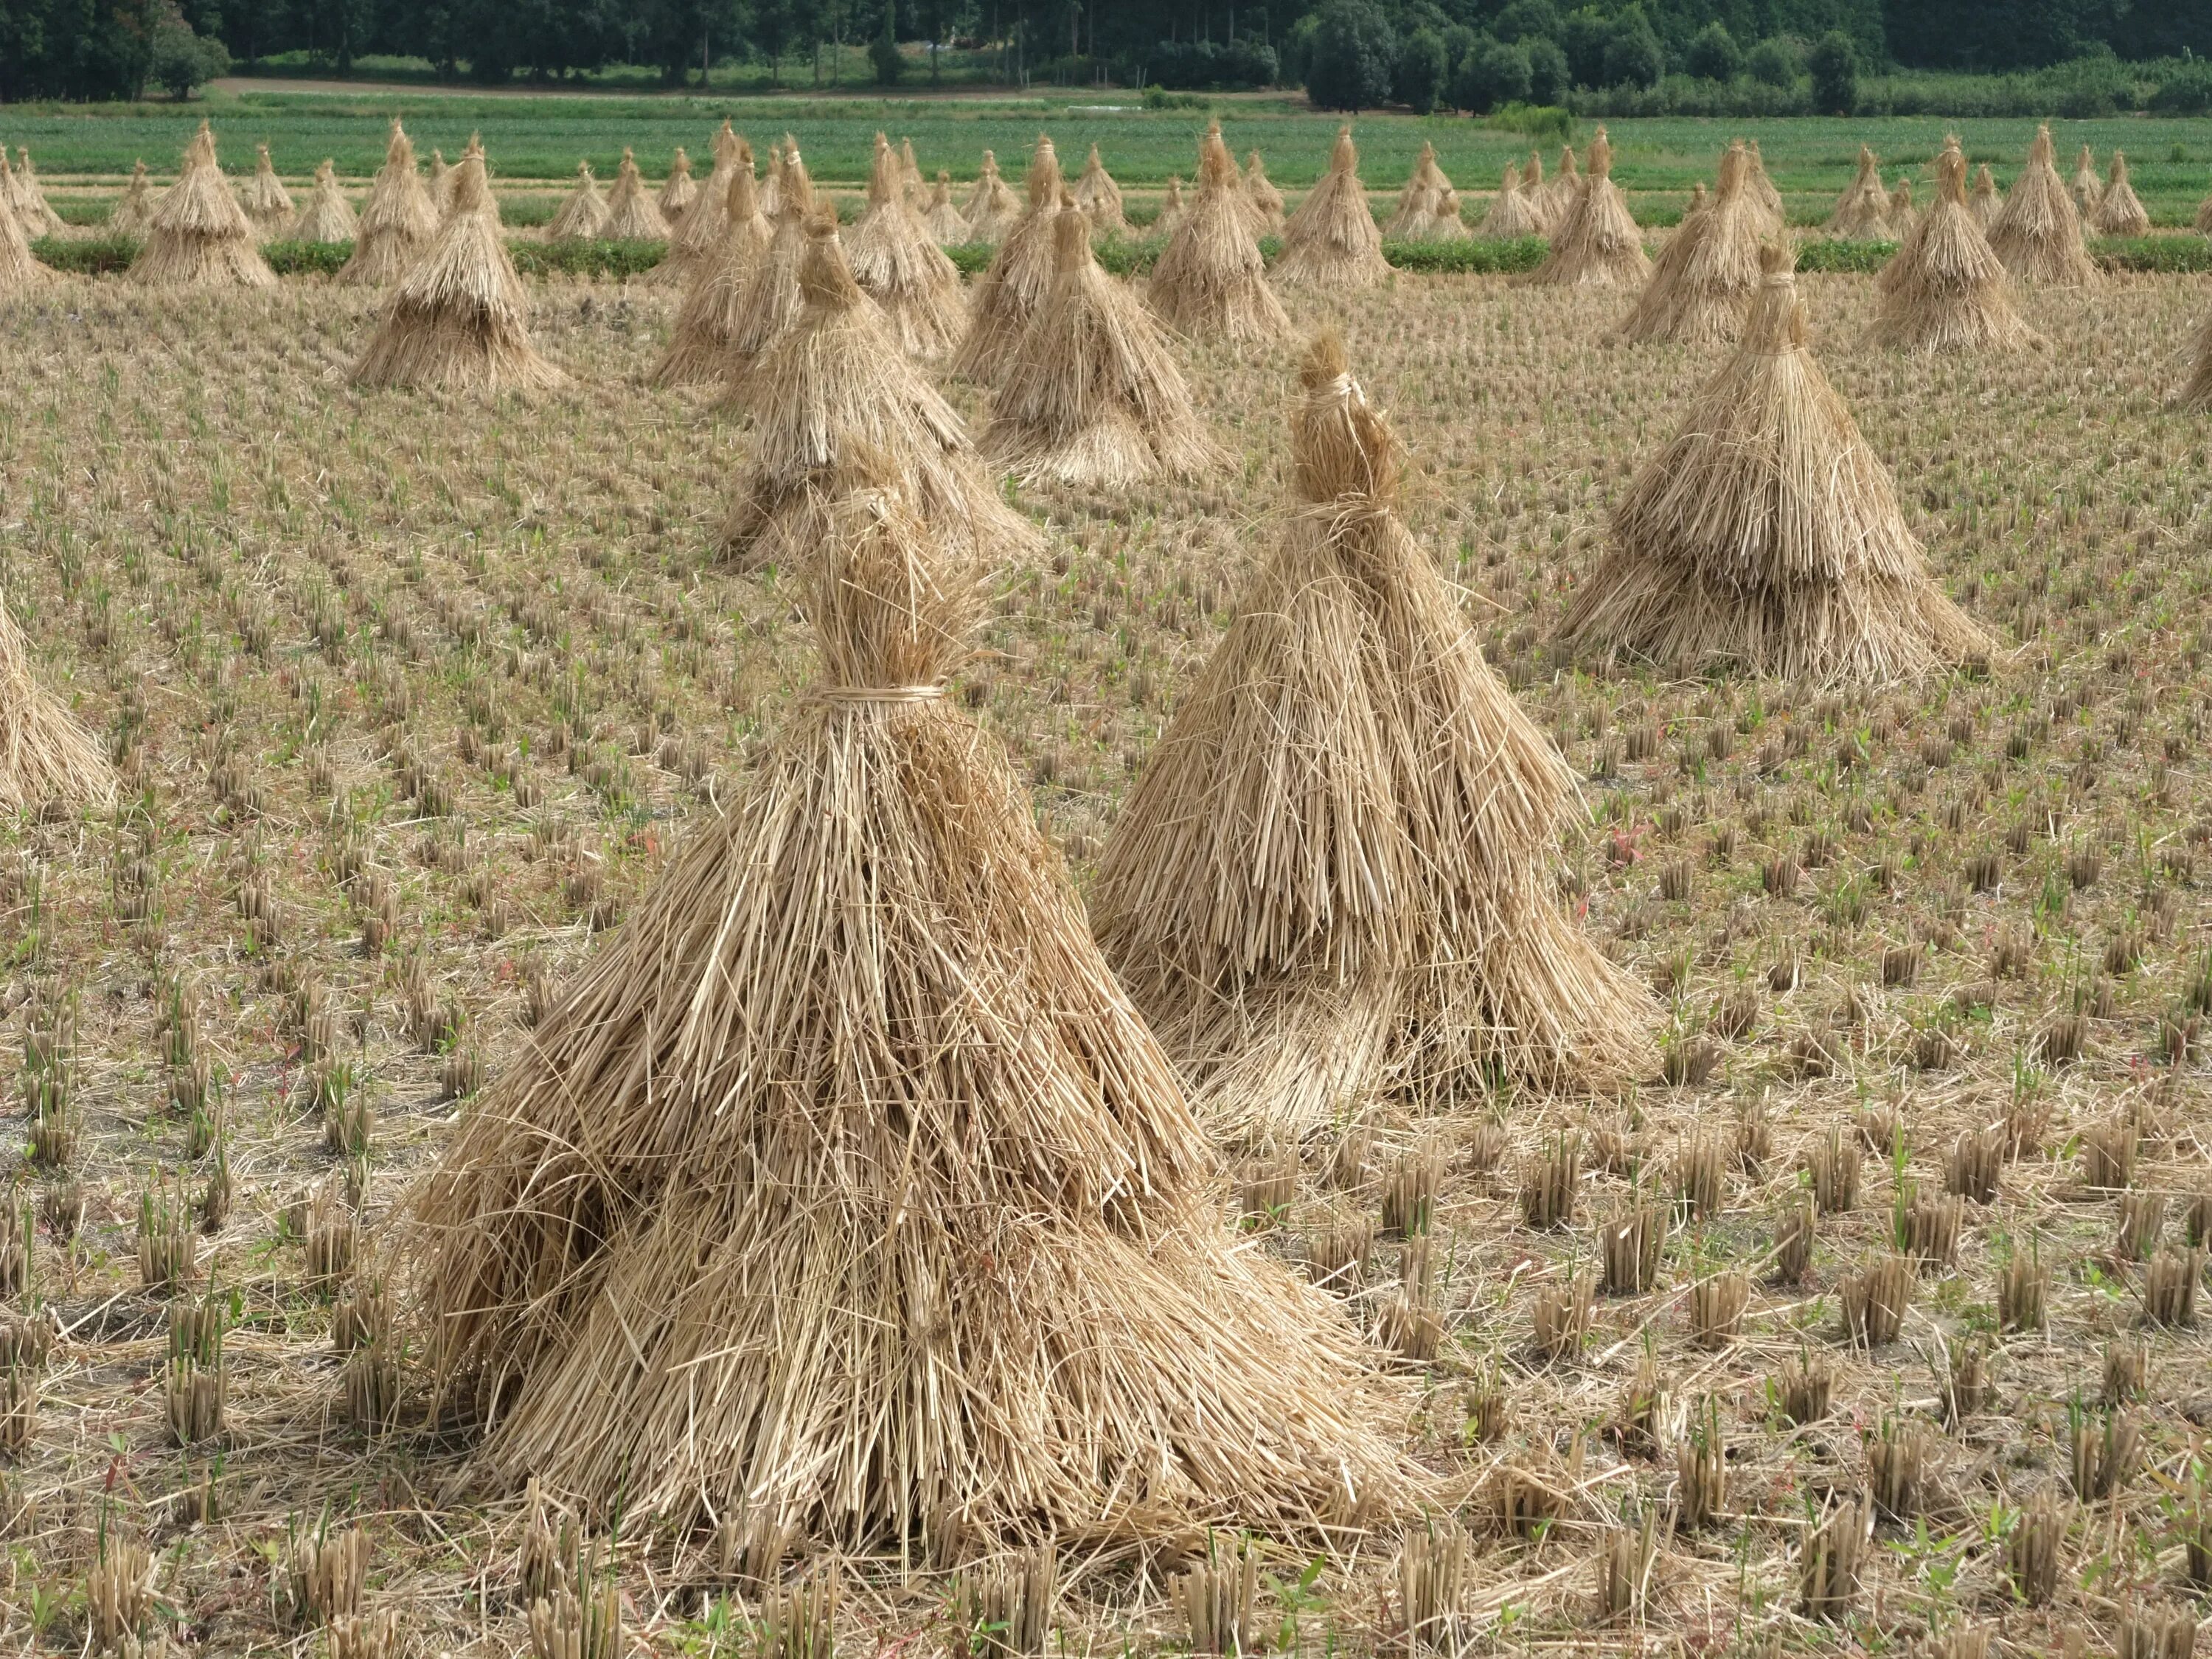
1874,138,2042,354
1383,141,1448,237
1888,179,1917,237
1989,126,2096,286
2090,151,2149,236
664,123,745,281
1562,244,1994,684
1154,176,1186,239
1536,145,1580,224
989,199,1222,490
289,161,357,243
1517,150,1552,231
546,161,608,243
723,212,1035,573
0,594,116,813
240,143,293,237
1616,142,1763,344
1072,142,1128,234
2196,188,2212,234
897,137,925,204
0,167,50,293
1478,161,1542,238
2071,145,2101,215
2180,312,2212,409
951,136,1065,383
658,146,698,229
1527,127,1649,286
718,142,821,396
1825,146,1891,238
653,154,773,386
1744,139,1785,231
759,136,796,220
964,149,1022,242
131,122,275,288
427,150,451,212
1275,125,1390,289
1431,185,1470,240
1147,123,1290,343
1094,334,1657,1143
340,121,439,285
846,133,966,358
1242,150,1285,236
10,150,61,239
1969,164,1998,227
601,148,670,240
353,140,563,392
922,172,968,243
111,161,157,235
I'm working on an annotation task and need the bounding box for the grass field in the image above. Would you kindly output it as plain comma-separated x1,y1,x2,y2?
7,88,2212,221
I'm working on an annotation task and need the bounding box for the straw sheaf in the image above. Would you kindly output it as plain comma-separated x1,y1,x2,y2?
1615,143,1767,345
2195,188,2212,234
844,136,967,358
1562,248,1995,685
1533,145,1579,227
987,203,1223,490
1275,126,1391,291
240,143,295,234
0,591,116,811
1824,145,1891,240
1743,140,1785,232
1147,128,1290,344
1527,127,1649,288
759,136,795,219
110,161,157,236
720,217,1037,575
545,161,608,243
1476,161,1542,240
951,138,1067,382
2180,310,2212,410
339,122,438,286
651,161,774,387
0,161,51,293
131,124,276,288
922,172,969,244
1072,142,1128,233
898,136,926,206
2071,145,2103,213
4,148,62,239
664,123,747,277
656,146,698,230
599,147,670,241
1989,127,2096,287
426,149,452,211
1383,141,1450,238
716,149,821,393
2090,150,2150,237
1969,164,1999,228
288,160,358,243
406,483,1418,1543
1874,142,2044,354
964,150,1023,243
1241,150,1286,237
1155,176,1186,239
352,147,563,392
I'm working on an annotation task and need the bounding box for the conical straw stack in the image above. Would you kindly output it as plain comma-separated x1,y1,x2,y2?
131,122,276,287
1526,126,1649,286
845,133,966,358
1989,126,2096,286
339,120,438,285
653,150,774,386
951,135,1065,383
1874,137,2042,354
601,148,671,240
1275,125,1390,289
288,160,358,243
1147,123,1290,343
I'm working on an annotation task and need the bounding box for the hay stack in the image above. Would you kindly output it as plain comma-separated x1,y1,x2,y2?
1745,139,1785,230
1431,185,1470,240
964,149,1022,242
1969,164,1998,226
1154,175,1186,238
546,161,608,242
340,121,439,285
0,595,115,813
1072,142,1127,234
652,156,773,387
1517,150,1552,231
1888,179,1917,237
0,167,50,292
9,150,61,239
1989,125,2096,286
922,172,968,243
717,142,821,395
723,214,1035,573
989,199,1221,489
1478,161,1543,238
289,161,357,243
759,136,793,219
846,133,966,358
1874,139,2042,354
1616,142,1763,344
666,125,744,278
407,465,1412,1545
1562,245,1993,684
353,142,562,392
601,149,669,240
1242,150,1285,236
427,150,451,212
658,146,698,229
1383,141,1448,237
111,161,157,235
1093,335,1656,1142
1147,123,1290,343
899,137,926,206
1527,127,1649,287
240,143,293,236
1825,146,1891,238
2071,145,2101,215
2090,151,2149,236
2196,189,2212,234
2180,311,2212,409
1536,145,1580,224
951,136,1065,383
1275,125,1389,289
131,123,275,288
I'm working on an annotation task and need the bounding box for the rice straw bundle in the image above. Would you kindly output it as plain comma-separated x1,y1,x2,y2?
131,122,275,288
2090,150,2149,236
288,160,358,243
899,137,926,206
1561,244,1994,684
1478,161,1543,238
111,161,158,235
1072,142,1128,233
657,146,698,229
1888,179,1917,237
1147,123,1290,343
1527,127,1649,287
600,149,670,241
1536,145,1580,224
2180,311,2212,409
845,133,966,358
950,136,1065,383
1154,176,1186,239
546,161,608,243
1825,146,1891,238
1517,150,1553,231
1874,139,2042,354
2195,189,2212,234
427,150,451,212
406,466,1413,1545
340,120,439,285
1242,150,1285,236
2071,145,2101,215
717,143,821,394
1616,143,1763,344
0,594,115,813
664,123,746,281
353,141,563,392
1383,141,1449,237
9,150,61,239
1094,335,1656,1143
1430,185,1470,240
1969,164,1998,226
652,156,774,386
1275,125,1389,289
964,149,1022,242
240,143,293,237
989,200,1222,489
1989,125,2096,286
722,214,1034,573
0,167,50,293
922,172,968,243
759,136,795,220
1744,139,1785,230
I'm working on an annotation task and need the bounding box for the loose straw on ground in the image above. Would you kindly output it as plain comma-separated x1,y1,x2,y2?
1275,125,1390,290
131,122,275,288
1147,122,1290,343
339,121,438,286
1874,137,2042,354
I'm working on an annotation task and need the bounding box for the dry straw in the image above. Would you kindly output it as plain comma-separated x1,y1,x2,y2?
1825,146,1891,239
1276,125,1391,289
1561,244,1995,684
953,135,1065,382
2180,311,2212,411
426,148,451,211
1888,178,1917,236
1147,122,1290,343
1478,161,1543,239
7,148,61,238
353,139,563,392
1155,175,1186,239
899,136,926,206
845,133,967,358
1242,150,1285,236
721,213,1037,574
987,198,1222,490
1528,127,1649,287
717,141,822,394
1969,164,1998,226
964,148,1023,243
599,148,670,241
0,591,116,813
289,160,358,244
339,120,438,286
110,161,157,235
0,161,50,293
240,142,294,236
663,122,746,280
922,172,968,243
657,145,698,229
2197,187,2212,234
1382,141,1450,237
1615,141,1764,345
1536,144,1579,225
1745,140,1785,232
652,144,773,387
1072,142,1128,233
1874,137,2043,354
131,123,276,288
545,161,608,243
1989,126,2097,286
1093,335,1658,1142
405,475,1415,1544
2091,150,2150,236
2071,144,2102,214
759,136,791,219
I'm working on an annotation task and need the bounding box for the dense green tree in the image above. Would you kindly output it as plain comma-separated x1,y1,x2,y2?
1396,25,1449,111
1451,34,1531,111
1489,0,1560,44
869,0,902,80
1602,4,1664,86
1306,0,1397,108
1745,33,1798,85
151,8,229,94
1807,27,1856,111
1683,18,1739,78
1557,5,1610,86
1525,35,1568,100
